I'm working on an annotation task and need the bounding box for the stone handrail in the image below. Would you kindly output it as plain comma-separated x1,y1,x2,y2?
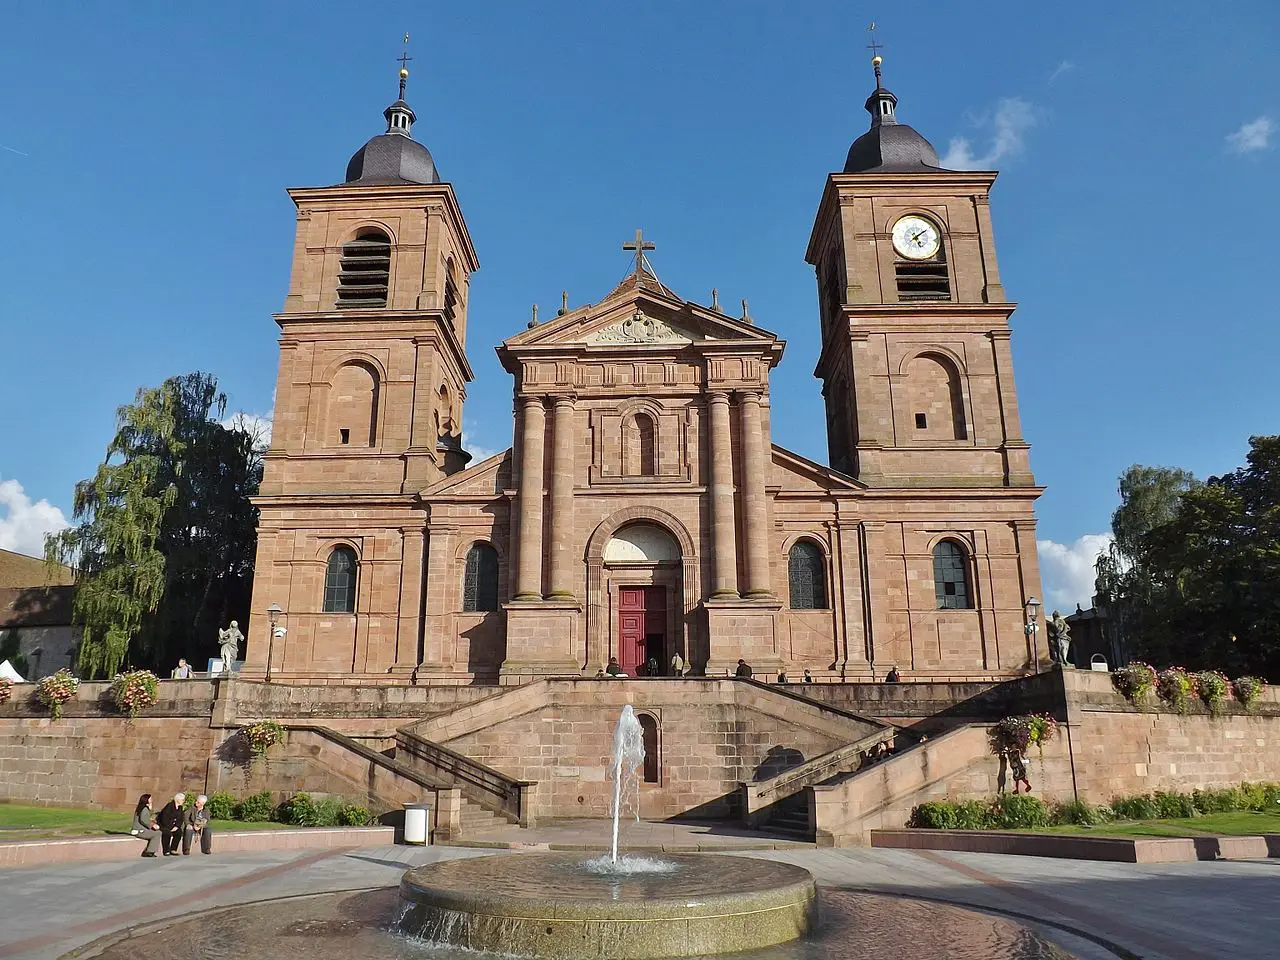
395,727,533,825
734,678,888,740
741,726,897,826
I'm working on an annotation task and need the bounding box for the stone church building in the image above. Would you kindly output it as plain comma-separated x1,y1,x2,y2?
243,61,1044,686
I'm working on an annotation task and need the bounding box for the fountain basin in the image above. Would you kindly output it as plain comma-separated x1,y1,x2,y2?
399,853,817,959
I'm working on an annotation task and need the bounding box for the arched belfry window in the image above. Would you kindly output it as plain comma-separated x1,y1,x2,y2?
933,540,973,610
463,542,500,612
788,540,828,610
443,257,459,329
638,714,659,783
336,229,391,309
323,547,358,613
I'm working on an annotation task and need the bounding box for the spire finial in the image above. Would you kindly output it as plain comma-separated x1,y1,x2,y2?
711,287,722,312
741,298,753,324
527,303,540,329
558,290,569,316
398,33,413,100
867,22,884,85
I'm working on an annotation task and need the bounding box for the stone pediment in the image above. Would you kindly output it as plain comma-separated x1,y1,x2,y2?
419,450,512,500
585,311,702,345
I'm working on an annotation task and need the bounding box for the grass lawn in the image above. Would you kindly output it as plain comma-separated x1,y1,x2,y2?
0,803,293,840
1018,810,1280,838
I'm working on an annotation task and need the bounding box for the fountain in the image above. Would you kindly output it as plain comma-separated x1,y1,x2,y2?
398,706,819,958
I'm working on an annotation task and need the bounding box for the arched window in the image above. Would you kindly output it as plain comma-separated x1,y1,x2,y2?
905,353,966,441
463,542,500,612
322,547,358,613
933,540,973,610
624,413,657,476
336,229,391,309
638,714,659,783
329,361,379,447
443,257,459,329
788,540,828,610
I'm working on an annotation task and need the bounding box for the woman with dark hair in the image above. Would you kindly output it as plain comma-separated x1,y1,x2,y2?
131,794,161,858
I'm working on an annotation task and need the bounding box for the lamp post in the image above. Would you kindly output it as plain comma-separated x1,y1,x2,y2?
1024,596,1042,675
265,603,282,683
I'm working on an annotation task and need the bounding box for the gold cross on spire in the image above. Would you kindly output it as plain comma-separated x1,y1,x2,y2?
622,228,655,275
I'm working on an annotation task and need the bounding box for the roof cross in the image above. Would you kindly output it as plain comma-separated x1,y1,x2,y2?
866,22,883,60
398,33,413,99
622,228,655,275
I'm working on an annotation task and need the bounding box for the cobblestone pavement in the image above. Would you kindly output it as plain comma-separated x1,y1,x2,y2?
1,842,1275,960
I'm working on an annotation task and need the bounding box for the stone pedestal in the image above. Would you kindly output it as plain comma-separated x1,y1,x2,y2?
500,600,584,683
704,597,783,676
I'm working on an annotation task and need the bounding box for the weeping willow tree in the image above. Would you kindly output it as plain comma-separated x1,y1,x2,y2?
46,373,263,677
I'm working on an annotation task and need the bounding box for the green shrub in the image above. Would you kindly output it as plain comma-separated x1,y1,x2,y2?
988,793,1050,829
952,799,992,830
276,792,318,826
339,804,372,827
1052,799,1112,826
236,791,274,822
909,801,959,829
1154,790,1198,819
312,796,344,827
1110,794,1159,821
206,792,236,821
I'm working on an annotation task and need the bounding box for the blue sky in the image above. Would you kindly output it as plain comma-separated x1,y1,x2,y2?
1,2,1277,610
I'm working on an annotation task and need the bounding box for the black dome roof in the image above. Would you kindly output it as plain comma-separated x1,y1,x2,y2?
345,133,440,185
843,74,947,174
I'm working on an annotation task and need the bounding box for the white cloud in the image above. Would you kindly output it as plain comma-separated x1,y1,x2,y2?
222,411,273,447
942,98,1038,170
1047,60,1075,85
1037,533,1113,613
1226,116,1273,154
463,419,509,466
0,477,69,558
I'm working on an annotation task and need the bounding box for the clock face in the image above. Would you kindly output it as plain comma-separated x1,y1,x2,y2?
892,216,942,260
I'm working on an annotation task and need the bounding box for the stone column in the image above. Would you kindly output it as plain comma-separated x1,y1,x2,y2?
737,391,773,597
514,396,546,600
547,396,577,599
707,391,739,598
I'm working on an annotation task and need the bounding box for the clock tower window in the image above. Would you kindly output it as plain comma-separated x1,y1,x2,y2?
336,229,392,309
895,247,950,302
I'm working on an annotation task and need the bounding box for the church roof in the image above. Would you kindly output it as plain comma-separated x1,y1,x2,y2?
843,60,947,174
342,69,441,186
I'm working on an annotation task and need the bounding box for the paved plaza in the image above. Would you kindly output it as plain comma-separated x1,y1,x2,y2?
1,837,1276,960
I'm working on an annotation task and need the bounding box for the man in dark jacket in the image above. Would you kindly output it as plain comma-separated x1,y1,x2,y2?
157,793,185,856
734,659,752,678
182,794,213,855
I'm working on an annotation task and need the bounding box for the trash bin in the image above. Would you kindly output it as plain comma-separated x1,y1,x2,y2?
1090,654,1109,672
403,802,431,845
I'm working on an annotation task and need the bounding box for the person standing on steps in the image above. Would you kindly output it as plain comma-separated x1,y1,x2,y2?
885,666,901,683
734,659,753,678
131,794,161,858
670,651,685,677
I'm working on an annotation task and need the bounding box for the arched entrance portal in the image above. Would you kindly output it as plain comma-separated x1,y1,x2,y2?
603,523,680,676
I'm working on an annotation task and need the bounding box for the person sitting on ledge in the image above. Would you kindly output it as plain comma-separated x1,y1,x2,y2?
605,657,626,677
131,793,161,858
776,670,789,684
182,794,212,856
884,666,901,683
802,669,814,683
734,659,753,679
157,792,185,856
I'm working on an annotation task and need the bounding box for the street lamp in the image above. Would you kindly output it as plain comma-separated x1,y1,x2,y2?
266,603,283,683
1024,596,1042,674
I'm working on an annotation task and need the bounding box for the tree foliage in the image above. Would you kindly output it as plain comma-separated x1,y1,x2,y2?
1096,439,1280,680
46,373,263,677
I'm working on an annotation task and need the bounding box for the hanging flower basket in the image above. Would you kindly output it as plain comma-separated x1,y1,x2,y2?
988,714,1058,758
0,677,11,705
1112,661,1156,706
1195,670,1230,716
1233,676,1265,711
1156,666,1197,714
109,669,160,721
36,669,80,720
240,719,286,760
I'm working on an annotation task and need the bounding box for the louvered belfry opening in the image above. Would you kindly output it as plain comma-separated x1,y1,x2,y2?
895,249,951,302
336,229,391,308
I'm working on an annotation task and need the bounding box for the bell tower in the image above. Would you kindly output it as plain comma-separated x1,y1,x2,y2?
806,53,1033,489
245,55,479,683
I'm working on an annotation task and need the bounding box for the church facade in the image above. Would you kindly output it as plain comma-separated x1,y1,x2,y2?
242,62,1044,686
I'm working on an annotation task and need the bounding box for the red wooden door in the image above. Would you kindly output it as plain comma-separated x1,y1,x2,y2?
618,587,666,675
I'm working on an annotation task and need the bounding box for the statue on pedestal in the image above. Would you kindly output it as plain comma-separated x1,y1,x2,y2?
218,621,244,675
1047,611,1072,667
